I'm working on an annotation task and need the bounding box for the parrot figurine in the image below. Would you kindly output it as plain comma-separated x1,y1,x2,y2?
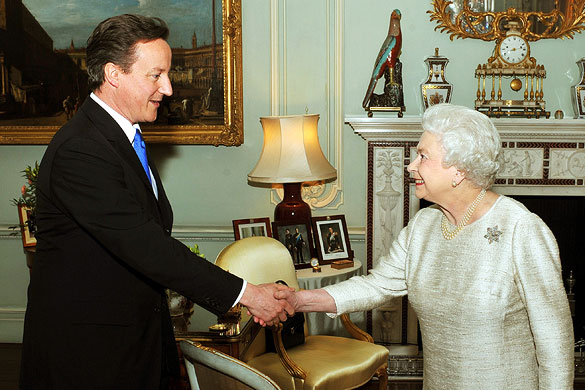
362,9,402,109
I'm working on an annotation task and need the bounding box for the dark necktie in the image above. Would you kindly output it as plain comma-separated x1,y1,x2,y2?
133,128,152,185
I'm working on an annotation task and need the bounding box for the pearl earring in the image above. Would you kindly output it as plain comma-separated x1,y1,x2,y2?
451,180,457,188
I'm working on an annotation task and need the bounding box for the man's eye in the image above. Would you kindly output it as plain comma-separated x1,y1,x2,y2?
152,74,161,80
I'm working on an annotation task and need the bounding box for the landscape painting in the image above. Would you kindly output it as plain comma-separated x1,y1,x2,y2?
0,0,243,145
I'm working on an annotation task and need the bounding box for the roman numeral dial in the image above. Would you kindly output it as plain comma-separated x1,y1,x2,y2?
498,35,529,64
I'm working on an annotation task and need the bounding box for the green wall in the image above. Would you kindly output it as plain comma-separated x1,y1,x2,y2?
1,0,584,341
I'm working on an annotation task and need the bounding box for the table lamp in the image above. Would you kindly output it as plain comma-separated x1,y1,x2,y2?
248,114,337,224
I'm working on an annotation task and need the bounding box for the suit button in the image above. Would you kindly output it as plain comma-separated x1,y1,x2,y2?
154,306,161,312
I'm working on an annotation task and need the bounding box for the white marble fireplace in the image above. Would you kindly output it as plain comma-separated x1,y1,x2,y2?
346,116,585,346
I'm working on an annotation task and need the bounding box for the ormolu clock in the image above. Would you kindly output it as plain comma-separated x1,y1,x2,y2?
427,1,585,119
474,21,549,118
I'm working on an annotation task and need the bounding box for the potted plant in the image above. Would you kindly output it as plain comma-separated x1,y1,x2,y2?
11,162,39,249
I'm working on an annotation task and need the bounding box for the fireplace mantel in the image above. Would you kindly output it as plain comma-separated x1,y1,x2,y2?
347,116,585,143
346,116,585,344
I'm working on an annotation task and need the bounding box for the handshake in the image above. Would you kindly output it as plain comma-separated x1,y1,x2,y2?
239,282,300,327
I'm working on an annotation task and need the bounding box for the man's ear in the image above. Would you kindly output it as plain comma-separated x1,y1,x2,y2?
103,62,121,88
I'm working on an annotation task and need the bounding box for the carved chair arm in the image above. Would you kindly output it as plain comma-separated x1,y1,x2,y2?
270,323,307,380
340,313,374,343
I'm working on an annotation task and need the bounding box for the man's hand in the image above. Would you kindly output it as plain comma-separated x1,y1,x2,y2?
274,288,299,312
239,283,295,327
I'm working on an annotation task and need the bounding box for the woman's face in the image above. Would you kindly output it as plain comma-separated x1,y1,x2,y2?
407,131,458,204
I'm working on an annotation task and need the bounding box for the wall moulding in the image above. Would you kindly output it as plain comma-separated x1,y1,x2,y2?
268,0,344,211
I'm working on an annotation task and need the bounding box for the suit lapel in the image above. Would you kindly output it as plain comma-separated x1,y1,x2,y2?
80,99,155,196
78,98,173,227
147,155,173,229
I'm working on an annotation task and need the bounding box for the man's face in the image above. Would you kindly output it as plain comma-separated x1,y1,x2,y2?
116,38,172,123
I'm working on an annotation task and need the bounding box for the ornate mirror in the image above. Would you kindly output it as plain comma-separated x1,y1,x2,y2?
429,0,585,41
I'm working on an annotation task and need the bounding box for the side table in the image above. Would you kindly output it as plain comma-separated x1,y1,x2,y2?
172,315,261,389
296,260,363,336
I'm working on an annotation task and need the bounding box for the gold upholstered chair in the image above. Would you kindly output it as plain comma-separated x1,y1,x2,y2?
214,236,389,390
180,339,282,390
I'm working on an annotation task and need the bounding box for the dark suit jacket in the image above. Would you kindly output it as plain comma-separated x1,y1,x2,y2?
20,97,243,390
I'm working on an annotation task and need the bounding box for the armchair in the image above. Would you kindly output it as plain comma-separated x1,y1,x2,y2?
215,236,389,390
180,339,281,390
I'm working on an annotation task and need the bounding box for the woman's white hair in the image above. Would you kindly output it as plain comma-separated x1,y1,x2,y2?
422,103,502,188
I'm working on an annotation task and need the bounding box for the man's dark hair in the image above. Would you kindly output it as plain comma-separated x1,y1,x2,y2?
86,14,169,92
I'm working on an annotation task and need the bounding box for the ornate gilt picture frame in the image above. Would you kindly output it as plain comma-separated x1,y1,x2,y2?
17,205,37,248
428,0,585,42
0,0,243,146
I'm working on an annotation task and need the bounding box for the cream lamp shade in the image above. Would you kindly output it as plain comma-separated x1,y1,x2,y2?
248,114,337,224
248,114,337,183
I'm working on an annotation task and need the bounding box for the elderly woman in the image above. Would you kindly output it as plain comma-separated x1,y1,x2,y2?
278,104,574,389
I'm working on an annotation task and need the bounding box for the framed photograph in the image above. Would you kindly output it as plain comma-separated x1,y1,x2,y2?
17,205,37,248
311,215,353,264
232,217,272,240
0,0,242,146
272,220,315,269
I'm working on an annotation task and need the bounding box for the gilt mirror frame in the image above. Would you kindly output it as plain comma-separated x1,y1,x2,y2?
0,0,243,146
428,0,585,41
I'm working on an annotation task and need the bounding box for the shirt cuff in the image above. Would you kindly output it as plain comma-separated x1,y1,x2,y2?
232,279,247,307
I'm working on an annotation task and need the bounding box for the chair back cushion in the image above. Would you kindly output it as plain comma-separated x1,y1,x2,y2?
215,237,300,290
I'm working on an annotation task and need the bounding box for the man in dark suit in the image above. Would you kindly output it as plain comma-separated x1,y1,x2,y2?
19,14,292,390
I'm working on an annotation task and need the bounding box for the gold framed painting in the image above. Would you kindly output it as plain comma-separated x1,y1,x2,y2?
0,0,243,146
17,205,37,248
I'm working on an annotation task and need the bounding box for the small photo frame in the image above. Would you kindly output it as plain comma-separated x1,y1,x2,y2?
17,205,37,247
272,220,315,269
232,217,272,240
311,215,352,264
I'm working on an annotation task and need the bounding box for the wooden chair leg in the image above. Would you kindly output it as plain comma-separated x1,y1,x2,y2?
376,363,388,390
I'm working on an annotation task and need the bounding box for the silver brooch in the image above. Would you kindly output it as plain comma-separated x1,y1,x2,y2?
484,226,502,244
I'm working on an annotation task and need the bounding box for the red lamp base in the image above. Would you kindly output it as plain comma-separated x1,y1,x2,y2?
274,183,312,224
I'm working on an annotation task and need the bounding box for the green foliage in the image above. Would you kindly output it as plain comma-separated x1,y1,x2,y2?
11,161,40,211
188,243,205,258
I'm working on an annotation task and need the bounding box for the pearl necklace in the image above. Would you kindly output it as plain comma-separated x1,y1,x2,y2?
441,189,487,240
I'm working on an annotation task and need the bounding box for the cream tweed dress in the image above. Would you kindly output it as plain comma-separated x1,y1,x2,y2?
323,196,574,389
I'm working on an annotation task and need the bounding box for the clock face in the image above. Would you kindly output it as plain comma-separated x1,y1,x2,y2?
498,35,528,64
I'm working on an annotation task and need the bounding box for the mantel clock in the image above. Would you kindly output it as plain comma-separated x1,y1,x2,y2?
428,0,585,119
475,21,549,118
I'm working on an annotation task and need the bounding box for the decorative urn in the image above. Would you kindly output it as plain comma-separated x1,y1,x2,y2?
420,48,453,111
571,58,585,118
